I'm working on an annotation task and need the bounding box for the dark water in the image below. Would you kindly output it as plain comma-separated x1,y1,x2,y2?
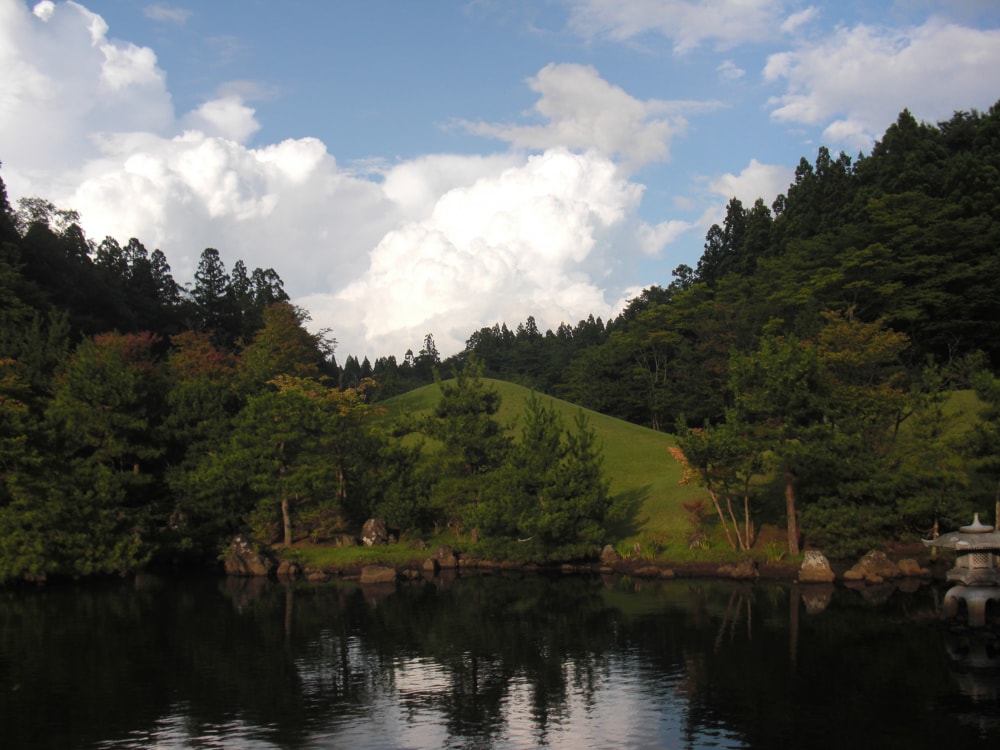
2,571,999,749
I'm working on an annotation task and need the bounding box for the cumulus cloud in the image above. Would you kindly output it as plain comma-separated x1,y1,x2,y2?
717,60,745,82
380,153,524,221
692,158,795,233
637,219,694,256
764,19,1000,151
181,95,261,143
306,149,642,358
69,133,399,297
1,0,173,175
462,63,699,170
32,1,54,21
2,3,676,359
708,158,795,207
563,0,795,53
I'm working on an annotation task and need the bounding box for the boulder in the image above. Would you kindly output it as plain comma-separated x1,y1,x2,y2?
719,557,758,579
422,557,439,574
801,586,834,614
798,550,836,583
223,535,276,577
431,545,460,568
897,558,930,577
843,550,901,584
600,544,621,564
276,559,301,579
361,519,389,547
360,565,397,584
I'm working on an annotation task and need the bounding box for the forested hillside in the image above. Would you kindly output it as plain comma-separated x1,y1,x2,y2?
451,104,1000,555
455,106,1000,427
1,102,999,580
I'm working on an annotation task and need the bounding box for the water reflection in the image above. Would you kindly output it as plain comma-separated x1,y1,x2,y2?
1,573,999,748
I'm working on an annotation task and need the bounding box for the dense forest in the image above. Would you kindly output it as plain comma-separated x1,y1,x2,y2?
1,103,1000,581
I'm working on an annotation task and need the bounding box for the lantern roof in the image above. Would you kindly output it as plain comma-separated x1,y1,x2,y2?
924,514,1000,550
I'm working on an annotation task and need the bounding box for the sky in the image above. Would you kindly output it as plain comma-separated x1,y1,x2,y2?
2,0,999,361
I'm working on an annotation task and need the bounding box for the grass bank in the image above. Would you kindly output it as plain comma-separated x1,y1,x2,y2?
290,379,770,571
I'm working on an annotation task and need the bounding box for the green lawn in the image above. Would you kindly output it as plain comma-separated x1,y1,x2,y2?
294,381,986,569
378,379,705,548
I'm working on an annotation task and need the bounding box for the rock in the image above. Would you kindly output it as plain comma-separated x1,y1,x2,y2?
719,557,758,579
660,569,676,579
223,535,276,577
361,519,389,547
843,550,901,583
600,544,621,564
897,558,930,577
360,565,397,584
276,559,301,579
225,575,269,608
636,566,661,578
305,569,330,583
431,545,459,568
422,557,439,574
801,586,834,614
798,550,836,583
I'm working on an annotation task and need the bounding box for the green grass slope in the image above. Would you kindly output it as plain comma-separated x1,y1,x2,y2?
378,379,706,546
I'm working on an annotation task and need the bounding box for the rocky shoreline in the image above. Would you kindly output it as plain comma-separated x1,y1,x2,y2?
224,534,950,587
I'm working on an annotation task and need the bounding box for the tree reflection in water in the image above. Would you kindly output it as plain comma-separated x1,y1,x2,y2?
1,572,999,748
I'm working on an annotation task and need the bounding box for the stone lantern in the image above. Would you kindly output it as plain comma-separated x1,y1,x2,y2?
924,514,1000,626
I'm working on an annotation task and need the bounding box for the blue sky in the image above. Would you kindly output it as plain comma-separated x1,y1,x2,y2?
2,0,999,359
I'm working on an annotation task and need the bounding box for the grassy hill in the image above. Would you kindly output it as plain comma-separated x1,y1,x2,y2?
379,379,707,549
378,381,990,557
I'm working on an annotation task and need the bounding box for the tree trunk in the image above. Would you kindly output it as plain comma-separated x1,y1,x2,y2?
281,496,293,547
784,460,800,555
708,488,738,550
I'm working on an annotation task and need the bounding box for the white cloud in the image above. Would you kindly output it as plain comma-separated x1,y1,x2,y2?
764,19,1000,151
780,7,817,34
637,219,694,256
708,158,794,206
717,60,745,82
462,63,697,170
68,132,398,298
1,0,173,175
32,1,54,21
380,153,523,220
99,38,162,91
308,149,643,358
182,95,261,143
143,4,192,24
563,0,794,53
0,2,689,360
695,158,795,231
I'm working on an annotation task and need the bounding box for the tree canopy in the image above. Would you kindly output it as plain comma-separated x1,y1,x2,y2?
1,101,999,578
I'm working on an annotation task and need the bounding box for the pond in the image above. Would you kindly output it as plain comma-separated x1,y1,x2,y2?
1,571,999,749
